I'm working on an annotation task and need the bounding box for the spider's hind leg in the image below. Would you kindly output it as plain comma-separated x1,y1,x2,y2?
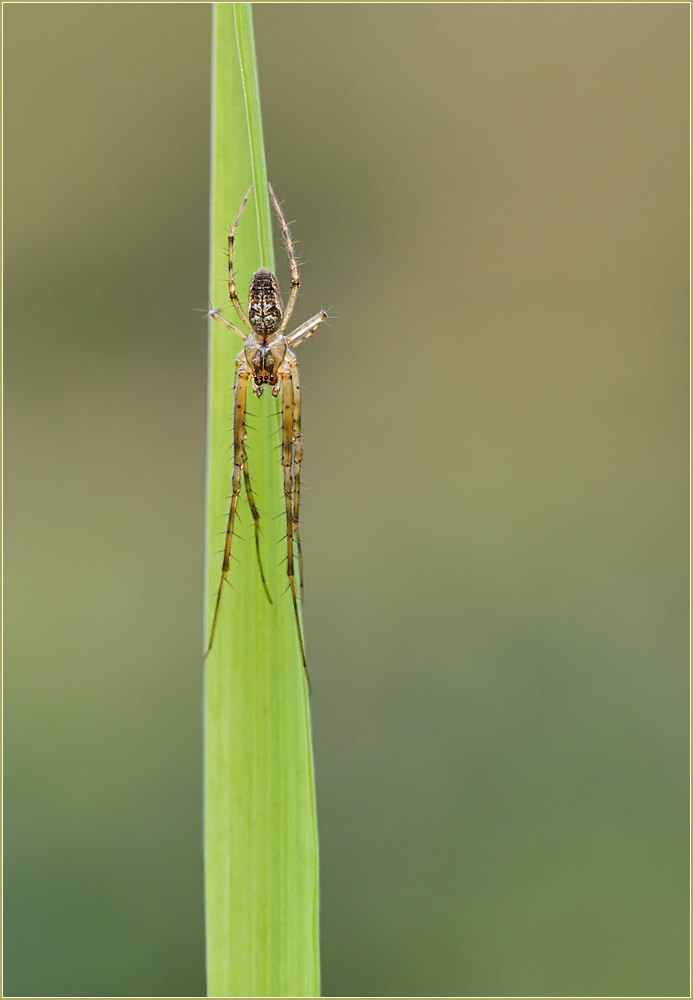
227,186,253,331
269,183,301,334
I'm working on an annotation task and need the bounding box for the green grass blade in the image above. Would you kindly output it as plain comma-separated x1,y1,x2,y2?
204,5,319,997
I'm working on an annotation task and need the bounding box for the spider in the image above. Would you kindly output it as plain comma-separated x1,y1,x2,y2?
205,183,327,685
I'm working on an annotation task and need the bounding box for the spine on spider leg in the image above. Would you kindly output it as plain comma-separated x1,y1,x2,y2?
203,5,319,999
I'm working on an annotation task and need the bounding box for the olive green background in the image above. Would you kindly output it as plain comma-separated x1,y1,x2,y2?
4,4,688,998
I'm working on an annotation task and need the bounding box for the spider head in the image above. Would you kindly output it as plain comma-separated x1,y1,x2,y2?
248,268,283,338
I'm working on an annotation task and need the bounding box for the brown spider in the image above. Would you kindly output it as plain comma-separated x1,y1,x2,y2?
205,183,327,684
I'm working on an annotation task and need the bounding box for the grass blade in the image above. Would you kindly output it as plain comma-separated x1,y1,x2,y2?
204,5,319,996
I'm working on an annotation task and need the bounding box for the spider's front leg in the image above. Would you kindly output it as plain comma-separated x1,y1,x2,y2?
206,355,251,655
286,351,304,594
280,362,309,686
242,463,272,606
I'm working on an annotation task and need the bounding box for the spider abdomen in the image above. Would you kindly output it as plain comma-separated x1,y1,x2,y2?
247,267,283,337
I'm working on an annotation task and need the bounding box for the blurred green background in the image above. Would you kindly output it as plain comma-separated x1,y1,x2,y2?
4,4,688,998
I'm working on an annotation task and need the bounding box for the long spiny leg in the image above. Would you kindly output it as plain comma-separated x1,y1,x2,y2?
287,310,328,348
206,357,251,655
242,463,272,604
209,308,247,340
268,183,300,334
228,186,253,330
280,364,309,687
287,352,304,595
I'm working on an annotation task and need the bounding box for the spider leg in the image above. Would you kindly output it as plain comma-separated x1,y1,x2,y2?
268,183,300,334
228,186,253,331
242,464,272,604
286,351,304,594
209,308,247,340
280,363,309,688
287,310,328,348
206,355,251,655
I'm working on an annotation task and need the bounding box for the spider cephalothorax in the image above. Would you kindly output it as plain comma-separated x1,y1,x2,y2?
243,334,287,393
206,183,328,687
247,268,283,338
